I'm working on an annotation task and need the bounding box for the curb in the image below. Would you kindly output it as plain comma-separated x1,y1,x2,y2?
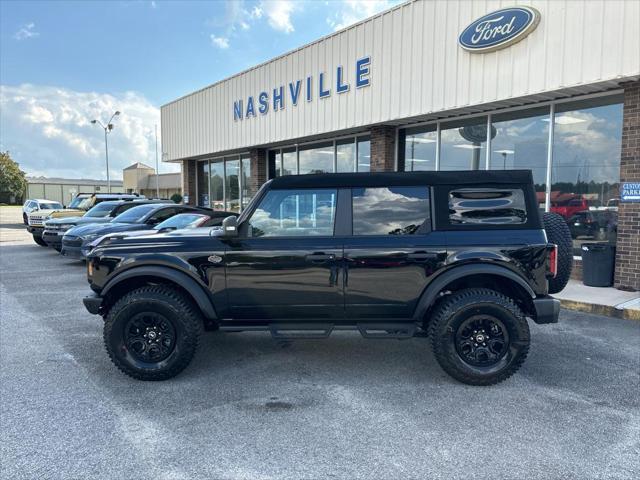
559,299,640,321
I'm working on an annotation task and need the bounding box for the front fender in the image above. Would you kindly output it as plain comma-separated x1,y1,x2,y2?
101,265,218,320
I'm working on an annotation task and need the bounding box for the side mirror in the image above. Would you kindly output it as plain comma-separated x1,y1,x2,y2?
222,215,238,237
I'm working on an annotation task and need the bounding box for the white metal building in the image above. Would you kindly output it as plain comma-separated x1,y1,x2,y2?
161,0,640,290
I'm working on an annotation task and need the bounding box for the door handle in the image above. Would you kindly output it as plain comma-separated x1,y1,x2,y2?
306,252,336,262
407,252,437,261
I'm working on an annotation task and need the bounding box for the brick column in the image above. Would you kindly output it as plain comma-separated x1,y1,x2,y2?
370,125,396,172
614,80,640,291
249,148,267,195
182,159,196,205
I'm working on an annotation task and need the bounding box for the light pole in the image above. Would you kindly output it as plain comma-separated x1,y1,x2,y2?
91,111,120,193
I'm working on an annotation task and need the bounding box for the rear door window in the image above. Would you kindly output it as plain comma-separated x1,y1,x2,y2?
351,186,430,235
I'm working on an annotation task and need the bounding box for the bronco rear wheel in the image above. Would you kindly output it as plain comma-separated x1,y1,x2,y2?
104,285,203,381
429,288,530,386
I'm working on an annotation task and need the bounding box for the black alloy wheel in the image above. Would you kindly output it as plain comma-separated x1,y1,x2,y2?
124,312,177,363
429,288,530,386
104,285,202,381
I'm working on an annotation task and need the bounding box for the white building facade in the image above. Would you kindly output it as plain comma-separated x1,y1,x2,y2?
162,0,640,290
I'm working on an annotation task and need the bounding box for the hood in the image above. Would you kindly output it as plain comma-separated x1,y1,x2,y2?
46,216,85,226
48,209,85,219
66,222,149,238
90,227,226,256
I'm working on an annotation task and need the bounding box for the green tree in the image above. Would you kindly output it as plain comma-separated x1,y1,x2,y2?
170,193,183,204
0,152,27,202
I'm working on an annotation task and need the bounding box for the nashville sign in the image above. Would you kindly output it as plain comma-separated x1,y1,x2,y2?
459,6,540,53
233,56,371,121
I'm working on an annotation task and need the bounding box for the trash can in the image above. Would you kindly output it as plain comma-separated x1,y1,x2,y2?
581,243,615,287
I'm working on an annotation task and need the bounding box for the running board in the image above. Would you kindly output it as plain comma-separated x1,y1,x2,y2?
357,323,417,339
269,323,334,339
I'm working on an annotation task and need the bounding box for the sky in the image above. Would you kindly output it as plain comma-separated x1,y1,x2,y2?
0,0,400,180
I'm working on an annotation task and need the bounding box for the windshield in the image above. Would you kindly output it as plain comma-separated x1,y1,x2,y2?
156,214,207,230
84,202,119,218
38,202,63,210
76,197,94,210
68,196,88,209
112,204,158,223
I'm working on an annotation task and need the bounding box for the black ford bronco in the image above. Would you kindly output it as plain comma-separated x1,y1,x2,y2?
83,171,572,385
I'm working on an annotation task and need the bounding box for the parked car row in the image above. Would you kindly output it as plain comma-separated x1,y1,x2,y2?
24,193,234,259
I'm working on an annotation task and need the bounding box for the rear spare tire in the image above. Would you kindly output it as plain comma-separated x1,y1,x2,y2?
542,212,572,294
104,285,203,381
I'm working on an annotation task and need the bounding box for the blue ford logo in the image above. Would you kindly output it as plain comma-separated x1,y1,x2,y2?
459,6,540,53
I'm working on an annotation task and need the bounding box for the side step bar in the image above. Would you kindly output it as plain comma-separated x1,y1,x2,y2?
243,322,420,340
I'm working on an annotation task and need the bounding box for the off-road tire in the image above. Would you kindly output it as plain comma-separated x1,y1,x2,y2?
428,288,530,386
104,285,203,381
33,235,48,247
542,212,573,294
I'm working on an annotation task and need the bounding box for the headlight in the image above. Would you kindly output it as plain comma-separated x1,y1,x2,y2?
82,234,100,242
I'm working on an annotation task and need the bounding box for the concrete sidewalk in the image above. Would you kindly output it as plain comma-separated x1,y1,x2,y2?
555,279,640,320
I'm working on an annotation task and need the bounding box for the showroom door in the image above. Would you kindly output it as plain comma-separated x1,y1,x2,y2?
224,188,344,320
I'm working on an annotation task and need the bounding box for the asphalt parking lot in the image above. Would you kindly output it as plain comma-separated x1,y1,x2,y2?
1,206,639,480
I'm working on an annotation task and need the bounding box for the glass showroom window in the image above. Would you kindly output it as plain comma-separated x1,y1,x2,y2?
299,141,335,175
336,138,355,173
241,154,252,210
490,107,550,208
357,136,371,172
403,126,437,171
209,161,225,210
281,147,297,176
440,117,488,171
196,161,209,207
225,157,241,213
551,95,623,256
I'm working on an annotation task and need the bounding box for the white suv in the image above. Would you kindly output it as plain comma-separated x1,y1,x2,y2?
22,199,63,225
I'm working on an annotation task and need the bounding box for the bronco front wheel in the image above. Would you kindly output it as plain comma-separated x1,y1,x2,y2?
104,285,203,380
429,288,530,386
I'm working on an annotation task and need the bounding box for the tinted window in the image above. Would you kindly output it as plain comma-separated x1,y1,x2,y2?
85,202,118,217
39,202,63,210
248,189,337,237
449,188,527,225
352,187,430,235
156,214,207,229
148,208,178,224
112,204,159,223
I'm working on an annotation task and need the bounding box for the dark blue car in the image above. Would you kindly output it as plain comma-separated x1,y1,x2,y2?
61,203,218,259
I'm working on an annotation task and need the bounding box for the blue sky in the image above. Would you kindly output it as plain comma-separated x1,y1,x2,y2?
0,0,399,179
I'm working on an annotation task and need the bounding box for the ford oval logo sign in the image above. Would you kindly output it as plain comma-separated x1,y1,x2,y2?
459,6,540,53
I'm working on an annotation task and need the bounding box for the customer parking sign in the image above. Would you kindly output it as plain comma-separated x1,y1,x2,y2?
621,182,640,202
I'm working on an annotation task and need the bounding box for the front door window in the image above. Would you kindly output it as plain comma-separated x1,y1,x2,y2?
247,189,337,237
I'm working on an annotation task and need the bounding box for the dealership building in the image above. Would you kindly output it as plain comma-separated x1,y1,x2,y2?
161,0,640,290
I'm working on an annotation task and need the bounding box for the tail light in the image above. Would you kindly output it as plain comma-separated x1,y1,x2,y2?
548,244,558,278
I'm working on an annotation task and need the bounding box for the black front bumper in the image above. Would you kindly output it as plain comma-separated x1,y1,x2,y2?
532,295,560,324
83,293,104,315
27,226,44,236
42,230,63,247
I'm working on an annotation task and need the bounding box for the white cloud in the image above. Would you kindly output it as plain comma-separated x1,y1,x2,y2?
0,84,179,179
260,0,296,33
151,1,157,8
250,5,263,19
14,22,39,40
210,34,230,49
326,0,398,31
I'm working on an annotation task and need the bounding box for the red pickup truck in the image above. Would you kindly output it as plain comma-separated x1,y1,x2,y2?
551,198,589,220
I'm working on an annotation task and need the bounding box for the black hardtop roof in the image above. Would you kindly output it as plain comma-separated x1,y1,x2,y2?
268,170,534,189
